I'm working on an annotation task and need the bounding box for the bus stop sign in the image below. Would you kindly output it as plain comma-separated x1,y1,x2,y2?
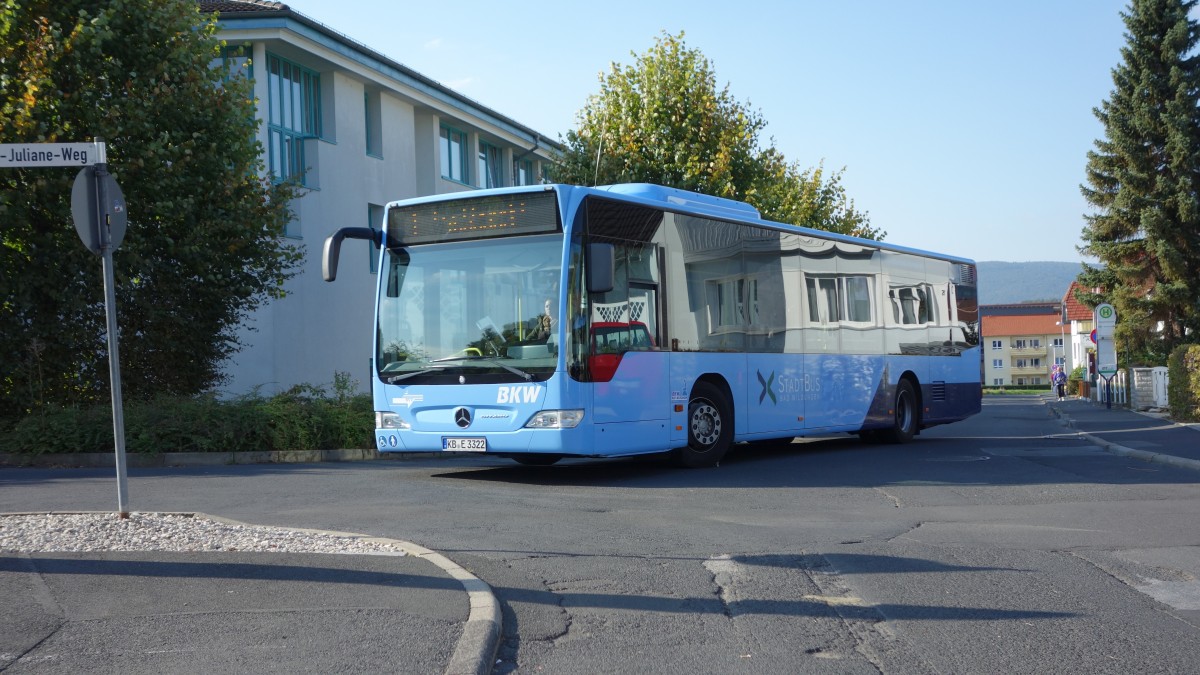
71,166,127,255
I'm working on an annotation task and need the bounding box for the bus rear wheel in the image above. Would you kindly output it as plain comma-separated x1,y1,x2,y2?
881,379,918,444
674,382,732,468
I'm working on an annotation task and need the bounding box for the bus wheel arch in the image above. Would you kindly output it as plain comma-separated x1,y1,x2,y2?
882,373,921,444
675,376,734,468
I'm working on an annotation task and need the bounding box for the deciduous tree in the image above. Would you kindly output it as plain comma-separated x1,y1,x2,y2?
0,0,301,420
555,32,881,240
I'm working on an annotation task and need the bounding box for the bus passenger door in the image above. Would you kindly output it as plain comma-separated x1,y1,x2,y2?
588,246,671,453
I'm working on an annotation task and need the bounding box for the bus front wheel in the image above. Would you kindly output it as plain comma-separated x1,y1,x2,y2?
881,379,918,444
675,382,732,468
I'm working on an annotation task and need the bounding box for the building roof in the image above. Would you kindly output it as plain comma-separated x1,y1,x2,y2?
981,314,1063,337
198,1,284,11
196,1,562,151
1061,281,1094,322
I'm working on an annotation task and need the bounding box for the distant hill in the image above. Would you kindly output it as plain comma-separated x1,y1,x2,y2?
976,261,1083,305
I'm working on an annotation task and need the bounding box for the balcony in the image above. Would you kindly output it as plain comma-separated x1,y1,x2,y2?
1009,346,1049,357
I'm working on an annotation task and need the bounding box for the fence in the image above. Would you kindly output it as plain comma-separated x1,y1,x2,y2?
1089,370,1128,406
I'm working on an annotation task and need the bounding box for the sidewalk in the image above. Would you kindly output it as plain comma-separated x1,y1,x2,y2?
1046,395,1200,471
0,516,500,675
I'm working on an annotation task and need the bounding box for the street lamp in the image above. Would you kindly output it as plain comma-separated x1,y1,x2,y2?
1055,320,1066,369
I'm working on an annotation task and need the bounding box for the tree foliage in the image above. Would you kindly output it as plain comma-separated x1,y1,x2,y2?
1080,0,1200,364
554,32,882,240
0,0,302,421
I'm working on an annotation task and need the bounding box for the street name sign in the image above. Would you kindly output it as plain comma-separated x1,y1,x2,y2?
0,142,106,168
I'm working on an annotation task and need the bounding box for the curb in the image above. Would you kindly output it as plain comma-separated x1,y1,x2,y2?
1,511,502,675
198,513,502,675
0,449,439,468
1046,403,1200,473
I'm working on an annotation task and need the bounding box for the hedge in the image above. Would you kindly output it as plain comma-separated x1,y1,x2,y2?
1168,344,1200,422
0,381,373,455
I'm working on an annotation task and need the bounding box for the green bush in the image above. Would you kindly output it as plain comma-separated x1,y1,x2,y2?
0,373,373,455
1168,344,1200,422
1067,365,1085,396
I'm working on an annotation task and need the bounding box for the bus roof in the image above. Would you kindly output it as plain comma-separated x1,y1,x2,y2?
385,183,976,266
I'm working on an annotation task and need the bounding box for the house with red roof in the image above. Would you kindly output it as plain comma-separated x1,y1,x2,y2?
1060,281,1097,376
980,303,1068,386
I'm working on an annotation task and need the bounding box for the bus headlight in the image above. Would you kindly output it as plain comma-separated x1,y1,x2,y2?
377,411,410,430
524,410,584,429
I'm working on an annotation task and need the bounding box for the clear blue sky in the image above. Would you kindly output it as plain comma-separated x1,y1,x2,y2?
282,0,1131,264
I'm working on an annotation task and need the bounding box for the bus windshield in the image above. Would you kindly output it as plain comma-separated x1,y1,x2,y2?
377,233,564,382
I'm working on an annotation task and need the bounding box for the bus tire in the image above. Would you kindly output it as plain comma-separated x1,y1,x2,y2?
675,381,732,468
882,379,918,444
511,454,562,466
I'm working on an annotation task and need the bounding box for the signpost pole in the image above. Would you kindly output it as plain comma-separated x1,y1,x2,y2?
4,139,130,517
92,139,130,517
1093,303,1118,411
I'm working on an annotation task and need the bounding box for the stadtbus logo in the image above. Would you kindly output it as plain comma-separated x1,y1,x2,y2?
757,370,777,405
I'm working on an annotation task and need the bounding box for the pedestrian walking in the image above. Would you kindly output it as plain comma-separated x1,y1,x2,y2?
1053,366,1068,401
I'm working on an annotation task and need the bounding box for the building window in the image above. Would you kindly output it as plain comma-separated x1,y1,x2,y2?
1053,337,1064,348
993,378,1004,386
365,89,382,158
478,141,502,188
1014,339,1028,349
367,204,384,274
1055,356,1065,366
992,359,1004,369
991,340,1003,350
514,158,534,186
1031,338,1041,348
440,125,468,183
211,45,252,83
266,53,321,188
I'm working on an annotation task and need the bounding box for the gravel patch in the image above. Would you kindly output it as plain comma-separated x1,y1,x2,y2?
0,512,407,555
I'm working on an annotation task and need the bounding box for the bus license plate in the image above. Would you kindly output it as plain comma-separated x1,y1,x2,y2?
443,437,487,452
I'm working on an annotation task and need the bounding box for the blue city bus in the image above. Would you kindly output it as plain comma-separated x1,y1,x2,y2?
323,183,981,468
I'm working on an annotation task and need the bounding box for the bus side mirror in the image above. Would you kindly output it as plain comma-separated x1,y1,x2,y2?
587,243,614,294
323,227,378,282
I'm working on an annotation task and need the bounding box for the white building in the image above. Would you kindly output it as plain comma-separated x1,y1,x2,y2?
200,1,559,394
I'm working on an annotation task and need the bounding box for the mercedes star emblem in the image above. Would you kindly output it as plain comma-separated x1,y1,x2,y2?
454,407,472,428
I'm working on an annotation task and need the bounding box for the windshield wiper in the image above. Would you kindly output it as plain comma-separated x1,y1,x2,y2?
431,355,533,381
384,365,446,384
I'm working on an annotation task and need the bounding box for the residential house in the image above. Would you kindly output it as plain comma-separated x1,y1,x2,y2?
198,1,560,394
980,303,1065,386
1060,280,1095,375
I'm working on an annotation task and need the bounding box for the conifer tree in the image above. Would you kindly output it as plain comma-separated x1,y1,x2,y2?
1081,0,1200,363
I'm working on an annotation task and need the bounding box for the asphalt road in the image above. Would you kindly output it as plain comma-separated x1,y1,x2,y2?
3,395,1200,673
